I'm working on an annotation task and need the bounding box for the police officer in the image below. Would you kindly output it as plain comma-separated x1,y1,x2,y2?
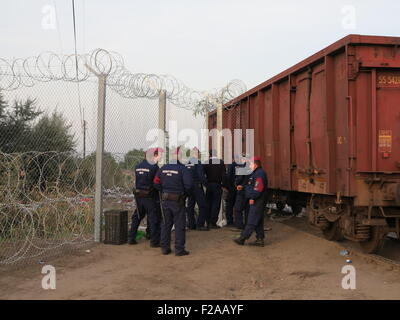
233,155,251,230
225,154,242,227
203,150,227,229
128,148,163,247
154,147,193,256
185,147,209,231
234,157,268,247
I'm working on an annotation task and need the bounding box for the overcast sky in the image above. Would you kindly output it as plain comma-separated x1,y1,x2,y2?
1,0,400,153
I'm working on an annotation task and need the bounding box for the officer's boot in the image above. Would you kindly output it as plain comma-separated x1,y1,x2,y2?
150,242,161,248
176,250,190,256
128,238,138,245
197,226,210,231
233,236,245,246
249,238,265,247
145,225,151,240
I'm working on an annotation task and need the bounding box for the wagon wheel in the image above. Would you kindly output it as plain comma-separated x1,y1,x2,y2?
323,221,343,241
359,226,386,254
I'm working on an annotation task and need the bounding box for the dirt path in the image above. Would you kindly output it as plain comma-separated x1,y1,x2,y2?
1,221,400,300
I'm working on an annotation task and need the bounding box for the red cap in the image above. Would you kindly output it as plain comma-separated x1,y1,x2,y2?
146,148,164,156
250,156,261,162
172,147,182,155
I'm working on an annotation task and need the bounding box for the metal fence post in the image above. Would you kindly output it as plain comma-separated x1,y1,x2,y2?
94,75,107,242
203,112,209,163
158,89,167,164
216,102,226,226
216,102,223,159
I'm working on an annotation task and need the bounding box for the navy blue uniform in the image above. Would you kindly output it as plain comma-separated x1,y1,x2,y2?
225,161,239,225
203,157,226,227
128,159,161,246
154,162,193,254
185,157,208,229
241,167,268,240
234,163,251,229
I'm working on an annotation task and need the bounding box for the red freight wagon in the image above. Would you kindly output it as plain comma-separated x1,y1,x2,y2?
209,35,400,253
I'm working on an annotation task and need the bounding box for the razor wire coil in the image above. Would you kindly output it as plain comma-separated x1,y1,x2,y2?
0,49,247,266
0,49,247,114
0,151,139,265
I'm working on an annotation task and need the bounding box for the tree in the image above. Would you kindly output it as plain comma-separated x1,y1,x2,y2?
0,93,77,193
0,96,42,153
31,112,76,152
0,91,7,121
0,95,44,196
26,112,76,191
120,148,145,170
103,152,125,189
76,152,125,191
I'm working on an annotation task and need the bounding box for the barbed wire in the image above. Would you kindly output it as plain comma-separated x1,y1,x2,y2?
0,49,247,266
0,151,139,265
0,49,247,114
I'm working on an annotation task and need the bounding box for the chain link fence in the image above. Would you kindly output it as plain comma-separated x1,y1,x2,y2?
0,49,246,268
0,81,163,267
0,77,96,267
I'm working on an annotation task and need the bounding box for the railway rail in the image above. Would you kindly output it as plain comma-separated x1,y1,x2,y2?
268,206,400,268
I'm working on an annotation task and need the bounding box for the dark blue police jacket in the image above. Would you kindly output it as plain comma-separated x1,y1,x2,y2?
234,163,252,187
226,161,239,188
135,159,159,190
153,162,193,195
245,167,268,200
185,157,207,185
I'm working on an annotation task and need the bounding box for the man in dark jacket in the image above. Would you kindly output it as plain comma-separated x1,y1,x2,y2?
233,155,251,230
225,154,242,227
128,148,162,247
234,157,268,247
203,150,227,229
185,147,209,230
154,147,193,256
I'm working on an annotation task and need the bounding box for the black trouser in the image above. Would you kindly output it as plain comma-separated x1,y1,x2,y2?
241,195,267,240
160,199,186,254
129,196,161,245
234,191,249,229
206,182,222,225
187,183,209,229
225,186,236,225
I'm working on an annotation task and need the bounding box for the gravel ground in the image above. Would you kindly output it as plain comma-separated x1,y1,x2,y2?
1,220,400,300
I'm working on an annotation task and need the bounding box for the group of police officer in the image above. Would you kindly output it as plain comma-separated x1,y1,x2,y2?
128,146,268,256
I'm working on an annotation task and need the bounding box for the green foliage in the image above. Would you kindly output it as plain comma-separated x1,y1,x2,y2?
0,91,141,194
120,148,145,170
73,154,96,193
24,112,77,192
31,112,76,153
0,92,78,195
0,96,43,153
76,152,128,190
103,152,124,189
0,92,7,120
0,93,75,154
